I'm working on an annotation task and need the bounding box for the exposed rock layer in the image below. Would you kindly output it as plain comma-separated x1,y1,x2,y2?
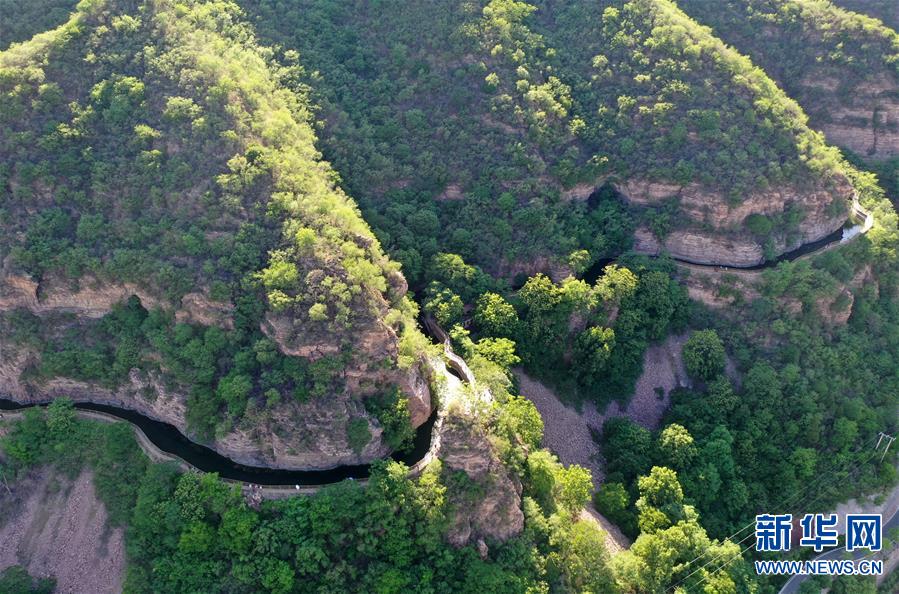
0,272,432,470
802,75,899,158
440,415,524,546
676,260,871,328
0,471,125,594
619,178,850,266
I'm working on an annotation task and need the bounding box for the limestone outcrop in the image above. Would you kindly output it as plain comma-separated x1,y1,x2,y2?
175,293,235,330
802,74,899,158
635,227,766,267
0,0,436,473
440,414,524,546
497,256,572,284
676,260,870,328
619,177,850,266
401,365,433,428
0,343,396,468
0,272,163,318
0,271,432,470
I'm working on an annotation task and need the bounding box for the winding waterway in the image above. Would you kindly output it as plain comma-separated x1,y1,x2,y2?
581,188,873,283
0,396,438,485
674,224,846,271
585,222,853,284
0,198,873,486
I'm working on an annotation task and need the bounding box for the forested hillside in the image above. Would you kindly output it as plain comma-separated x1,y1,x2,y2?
245,0,854,270
0,0,77,50
1,1,898,593
0,0,431,469
243,0,602,280
242,3,898,591
1,388,758,593
679,0,899,160
833,0,899,31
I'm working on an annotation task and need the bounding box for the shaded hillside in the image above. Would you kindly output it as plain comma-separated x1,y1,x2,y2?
246,0,853,269
679,0,899,159
243,0,614,280
1,3,897,593
0,0,431,469
0,0,78,50
534,0,851,265
832,0,899,31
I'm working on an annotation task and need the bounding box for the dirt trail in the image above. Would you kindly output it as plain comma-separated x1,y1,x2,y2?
0,470,125,594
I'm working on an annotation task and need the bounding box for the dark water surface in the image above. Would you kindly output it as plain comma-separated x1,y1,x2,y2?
677,225,845,271
0,216,846,484
0,397,437,486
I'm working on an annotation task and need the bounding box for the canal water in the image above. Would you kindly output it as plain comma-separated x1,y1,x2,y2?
0,397,437,486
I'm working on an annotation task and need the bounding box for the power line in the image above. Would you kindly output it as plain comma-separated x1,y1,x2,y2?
696,516,893,594
687,468,869,594
665,437,882,592
669,436,877,576
676,445,882,592
876,432,895,463
694,460,896,594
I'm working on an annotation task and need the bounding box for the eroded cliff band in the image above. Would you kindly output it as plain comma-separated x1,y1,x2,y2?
0,396,438,485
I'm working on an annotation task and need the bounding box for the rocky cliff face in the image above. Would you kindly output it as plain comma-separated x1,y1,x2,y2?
619,177,850,266
0,269,239,328
676,259,871,328
0,271,164,318
678,0,899,160
634,227,766,267
495,256,573,284
0,270,432,470
676,263,762,308
802,75,899,159
0,344,397,468
0,0,435,471
439,414,524,546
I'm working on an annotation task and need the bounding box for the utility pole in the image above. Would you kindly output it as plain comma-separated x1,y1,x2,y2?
876,432,896,463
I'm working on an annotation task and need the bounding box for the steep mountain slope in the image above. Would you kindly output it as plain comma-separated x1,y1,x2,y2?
679,0,899,159
0,0,431,469
246,0,853,269
244,0,609,280
1,2,897,592
832,0,899,31
0,0,78,50
534,0,852,265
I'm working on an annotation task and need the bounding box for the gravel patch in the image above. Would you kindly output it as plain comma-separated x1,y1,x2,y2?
514,371,606,485
0,471,125,594
515,333,690,487
514,333,692,552
579,506,632,554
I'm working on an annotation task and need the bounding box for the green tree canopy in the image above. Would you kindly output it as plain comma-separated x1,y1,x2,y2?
683,329,727,381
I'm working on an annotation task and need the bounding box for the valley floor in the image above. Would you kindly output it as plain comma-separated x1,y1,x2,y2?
514,332,690,486
513,332,692,553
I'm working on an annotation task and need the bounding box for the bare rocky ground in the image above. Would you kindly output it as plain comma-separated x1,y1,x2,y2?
515,332,690,487
0,468,125,594
514,333,693,552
